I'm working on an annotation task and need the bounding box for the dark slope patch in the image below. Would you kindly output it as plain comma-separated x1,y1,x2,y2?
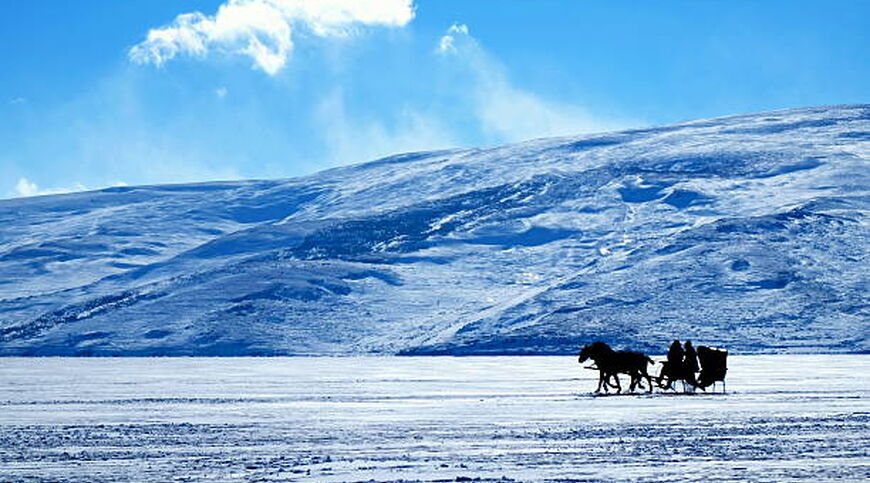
661,189,713,209
291,173,598,260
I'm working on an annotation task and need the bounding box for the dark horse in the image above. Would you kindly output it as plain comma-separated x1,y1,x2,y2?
578,342,654,393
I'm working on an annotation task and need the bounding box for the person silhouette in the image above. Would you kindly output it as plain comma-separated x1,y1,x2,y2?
668,340,684,365
683,340,699,387
661,340,684,389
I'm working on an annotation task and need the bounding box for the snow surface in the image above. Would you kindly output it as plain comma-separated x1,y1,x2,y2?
0,105,868,355
0,355,867,481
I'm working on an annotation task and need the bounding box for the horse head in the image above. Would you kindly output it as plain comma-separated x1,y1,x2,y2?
578,341,610,363
578,345,592,363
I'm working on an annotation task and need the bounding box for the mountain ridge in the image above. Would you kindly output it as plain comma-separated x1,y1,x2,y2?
1,104,867,355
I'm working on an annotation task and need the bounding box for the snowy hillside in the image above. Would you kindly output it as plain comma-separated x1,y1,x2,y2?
1,105,867,355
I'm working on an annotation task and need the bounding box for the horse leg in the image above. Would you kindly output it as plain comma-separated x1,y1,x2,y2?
607,372,618,393
658,365,673,390
600,370,614,393
633,370,646,392
608,373,619,391
632,372,643,392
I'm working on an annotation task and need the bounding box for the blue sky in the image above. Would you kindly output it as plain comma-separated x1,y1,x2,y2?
1,0,867,198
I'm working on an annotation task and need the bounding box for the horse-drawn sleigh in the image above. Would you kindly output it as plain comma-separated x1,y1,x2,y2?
578,341,728,394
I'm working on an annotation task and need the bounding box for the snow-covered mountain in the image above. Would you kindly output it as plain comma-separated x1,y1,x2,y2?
1,105,867,355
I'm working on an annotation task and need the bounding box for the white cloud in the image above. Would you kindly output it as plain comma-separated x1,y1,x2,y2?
436,35,455,55
130,0,416,75
215,87,228,98
435,23,629,142
11,177,91,199
436,23,468,54
14,178,38,197
448,23,469,35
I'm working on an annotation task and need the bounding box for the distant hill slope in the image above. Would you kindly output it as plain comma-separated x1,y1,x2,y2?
1,105,867,355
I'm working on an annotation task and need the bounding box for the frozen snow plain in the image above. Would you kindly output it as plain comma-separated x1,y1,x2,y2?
0,355,867,482
0,104,868,355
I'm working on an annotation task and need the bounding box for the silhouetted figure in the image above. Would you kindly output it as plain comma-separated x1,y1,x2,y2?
658,340,684,390
578,341,654,393
697,346,728,393
683,341,699,387
668,339,684,364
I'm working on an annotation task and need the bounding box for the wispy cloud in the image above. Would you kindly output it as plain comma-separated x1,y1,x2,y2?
436,23,629,142
5,14,635,201
315,88,456,166
130,0,416,75
14,178,39,197
11,177,92,199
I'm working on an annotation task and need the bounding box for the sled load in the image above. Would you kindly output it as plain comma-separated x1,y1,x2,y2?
696,345,728,392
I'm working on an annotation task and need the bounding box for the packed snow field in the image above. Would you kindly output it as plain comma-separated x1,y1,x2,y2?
0,355,867,482
0,105,867,356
